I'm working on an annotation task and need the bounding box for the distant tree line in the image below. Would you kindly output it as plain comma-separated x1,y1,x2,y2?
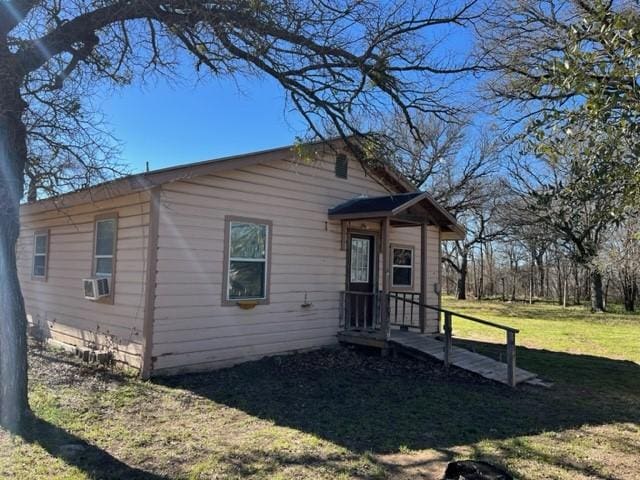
387,111,638,312
441,220,639,312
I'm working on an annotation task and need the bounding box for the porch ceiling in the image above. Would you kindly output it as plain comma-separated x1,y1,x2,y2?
328,192,465,240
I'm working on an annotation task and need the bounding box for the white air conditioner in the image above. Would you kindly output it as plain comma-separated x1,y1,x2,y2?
83,277,110,300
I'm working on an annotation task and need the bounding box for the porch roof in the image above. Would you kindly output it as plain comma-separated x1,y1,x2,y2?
328,192,465,240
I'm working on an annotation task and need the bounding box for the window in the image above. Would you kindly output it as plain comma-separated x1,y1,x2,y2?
32,231,49,279
350,237,370,283
94,217,116,277
392,246,413,288
224,217,271,303
335,153,348,179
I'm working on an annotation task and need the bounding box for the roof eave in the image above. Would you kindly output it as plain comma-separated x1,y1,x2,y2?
21,137,413,215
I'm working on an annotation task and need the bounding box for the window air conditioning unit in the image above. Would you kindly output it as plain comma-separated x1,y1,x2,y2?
83,277,110,300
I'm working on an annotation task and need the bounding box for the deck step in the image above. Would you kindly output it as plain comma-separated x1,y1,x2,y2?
389,331,539,386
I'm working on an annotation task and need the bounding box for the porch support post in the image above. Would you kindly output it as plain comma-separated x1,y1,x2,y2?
380,216,391,340
419,222,428,333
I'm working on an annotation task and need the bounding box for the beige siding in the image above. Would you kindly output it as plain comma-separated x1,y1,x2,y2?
18,192,151,369
387,225,441,330
151,153,443,375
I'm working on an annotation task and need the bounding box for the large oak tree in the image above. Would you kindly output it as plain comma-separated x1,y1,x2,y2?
0,0,478,432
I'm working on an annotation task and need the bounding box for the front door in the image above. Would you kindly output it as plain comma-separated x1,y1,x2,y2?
347,233,376,329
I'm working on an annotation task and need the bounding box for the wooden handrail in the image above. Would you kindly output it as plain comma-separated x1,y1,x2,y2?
387,293,519,334
388,292,519,387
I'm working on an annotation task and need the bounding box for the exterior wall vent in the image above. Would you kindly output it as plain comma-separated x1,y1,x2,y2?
335,154,348,179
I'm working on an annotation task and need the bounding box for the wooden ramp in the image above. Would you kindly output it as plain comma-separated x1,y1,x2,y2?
389,330,539,386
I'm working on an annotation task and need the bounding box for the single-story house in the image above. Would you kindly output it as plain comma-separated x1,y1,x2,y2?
17,139,465,377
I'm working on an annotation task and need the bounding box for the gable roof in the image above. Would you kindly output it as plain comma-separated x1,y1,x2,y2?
21,138,413,215
328,191,465,239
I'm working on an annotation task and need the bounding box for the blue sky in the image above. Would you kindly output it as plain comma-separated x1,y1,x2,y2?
95,7,477,176
99,72,308,174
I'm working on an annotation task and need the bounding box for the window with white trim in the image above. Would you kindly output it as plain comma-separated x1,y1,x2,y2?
227,220,269,300
94,218,116,277
32,231,48,278
392,246,413,287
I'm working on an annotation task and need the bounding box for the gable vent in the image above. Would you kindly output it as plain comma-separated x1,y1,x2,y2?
335,154,348,179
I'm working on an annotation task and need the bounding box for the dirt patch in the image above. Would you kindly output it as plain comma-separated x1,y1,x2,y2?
28,345,129,392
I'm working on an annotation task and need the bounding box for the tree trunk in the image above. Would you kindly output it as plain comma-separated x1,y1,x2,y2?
511,259,518,301
536,253,545,298
457,255,468,300
622,276,637,312
590,269,605,312
478,242,484,300
0,54,29,433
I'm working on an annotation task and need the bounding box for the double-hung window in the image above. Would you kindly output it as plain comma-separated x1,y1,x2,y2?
225,217,271,303
391,246,413,288
32,230,49,279
94,216,117,277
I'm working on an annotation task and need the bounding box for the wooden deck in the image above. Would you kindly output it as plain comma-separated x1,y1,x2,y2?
389,330,539,386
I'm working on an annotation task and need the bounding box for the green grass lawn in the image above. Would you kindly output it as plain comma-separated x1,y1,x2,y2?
1,300,639,479
443,298,640,363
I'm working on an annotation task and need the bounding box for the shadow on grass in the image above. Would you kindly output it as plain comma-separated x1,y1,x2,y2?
157,345,640,454
19,416,169,480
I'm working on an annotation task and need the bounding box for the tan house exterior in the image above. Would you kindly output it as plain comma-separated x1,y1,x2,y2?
18,140,464,377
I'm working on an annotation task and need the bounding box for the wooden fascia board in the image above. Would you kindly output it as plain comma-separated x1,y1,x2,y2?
441,227,466,240
390,192,466,236
390,192,429,215
328,211,391,220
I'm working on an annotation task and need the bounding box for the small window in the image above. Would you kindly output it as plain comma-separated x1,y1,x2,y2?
32,231,49,279
392,246,413,288
335,154,348,179
225,217,271,302
94,217,116,277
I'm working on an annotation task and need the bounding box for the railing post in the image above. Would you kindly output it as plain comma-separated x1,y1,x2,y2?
345,292,351,330
443,312,452,369
420,223,428,333
419,293,426,333
506,330,516,387
380,217,391,340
